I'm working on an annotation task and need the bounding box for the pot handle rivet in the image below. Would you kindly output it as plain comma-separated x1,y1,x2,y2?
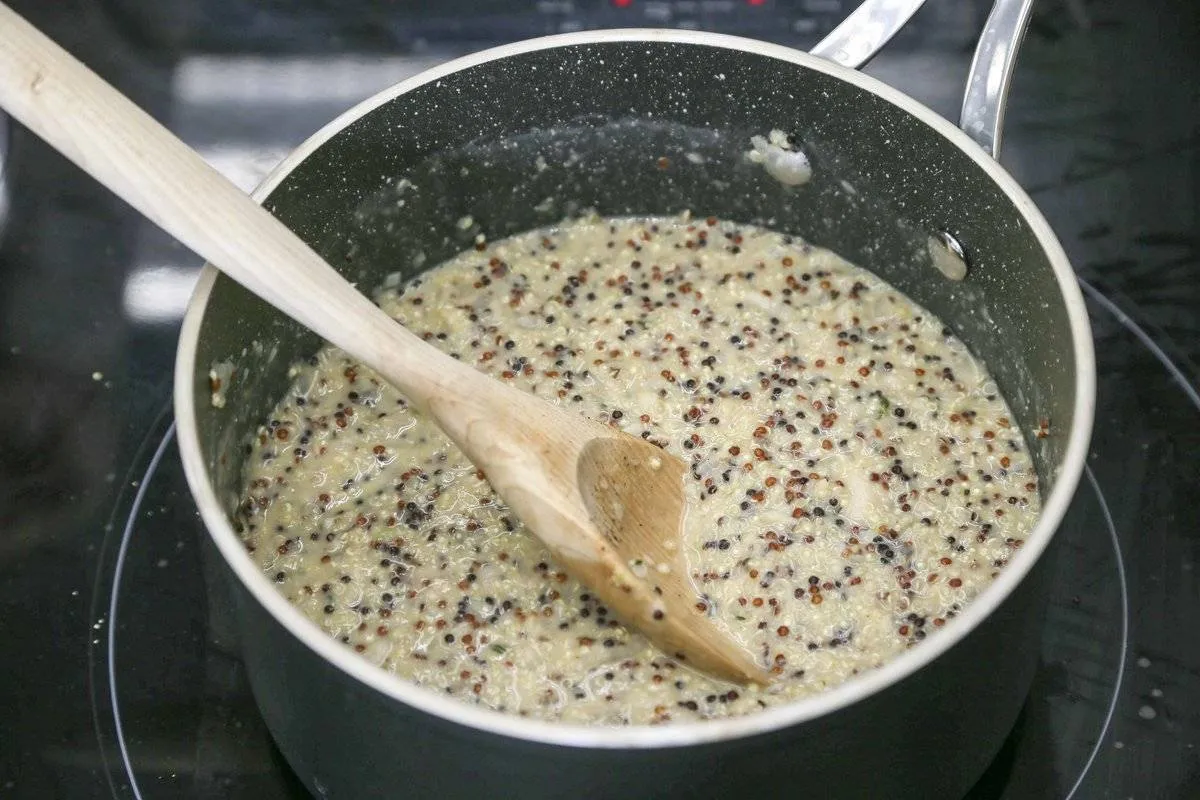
928,231,969,281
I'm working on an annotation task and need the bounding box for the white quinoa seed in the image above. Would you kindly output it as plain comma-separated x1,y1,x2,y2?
237,215,1040,726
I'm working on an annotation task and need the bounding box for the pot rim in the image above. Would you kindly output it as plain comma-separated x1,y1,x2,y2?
174,28,1097,750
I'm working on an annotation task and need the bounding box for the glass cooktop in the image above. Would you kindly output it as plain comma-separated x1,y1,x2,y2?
1,1,1197,797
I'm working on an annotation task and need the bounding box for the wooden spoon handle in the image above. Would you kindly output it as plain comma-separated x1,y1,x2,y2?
0,3,469,407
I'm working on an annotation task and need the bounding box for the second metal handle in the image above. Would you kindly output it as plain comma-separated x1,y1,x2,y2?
959,0,1036,158
811,0,1036,159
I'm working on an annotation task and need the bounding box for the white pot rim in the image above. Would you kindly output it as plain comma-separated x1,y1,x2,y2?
174,28,1097,750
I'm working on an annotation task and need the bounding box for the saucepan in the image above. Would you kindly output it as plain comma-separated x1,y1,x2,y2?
175,1,1096,796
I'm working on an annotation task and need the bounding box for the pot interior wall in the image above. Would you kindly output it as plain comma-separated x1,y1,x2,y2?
191,40,1076,546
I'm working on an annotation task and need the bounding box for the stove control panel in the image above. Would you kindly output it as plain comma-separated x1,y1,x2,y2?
101,0,988,54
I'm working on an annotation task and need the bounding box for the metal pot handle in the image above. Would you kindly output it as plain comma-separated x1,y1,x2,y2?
808,0,927,70
810,0,1035,159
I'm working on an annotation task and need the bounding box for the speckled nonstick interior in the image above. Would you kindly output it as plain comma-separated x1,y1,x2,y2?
175,32,1094,799
191,40,1078,498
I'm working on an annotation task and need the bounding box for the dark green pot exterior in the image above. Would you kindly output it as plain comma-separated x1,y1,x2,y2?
177,33,1094,800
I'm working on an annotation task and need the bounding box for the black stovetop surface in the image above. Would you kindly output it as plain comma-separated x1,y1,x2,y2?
1,1,1197,797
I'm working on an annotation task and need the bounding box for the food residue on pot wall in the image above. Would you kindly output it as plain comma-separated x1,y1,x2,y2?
746,130,812,186
209,361,234,408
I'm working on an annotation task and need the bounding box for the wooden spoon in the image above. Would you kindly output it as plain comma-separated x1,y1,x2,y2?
0,4,766,684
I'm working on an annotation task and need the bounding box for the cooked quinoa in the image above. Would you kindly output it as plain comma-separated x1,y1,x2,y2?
236,214,1039,725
